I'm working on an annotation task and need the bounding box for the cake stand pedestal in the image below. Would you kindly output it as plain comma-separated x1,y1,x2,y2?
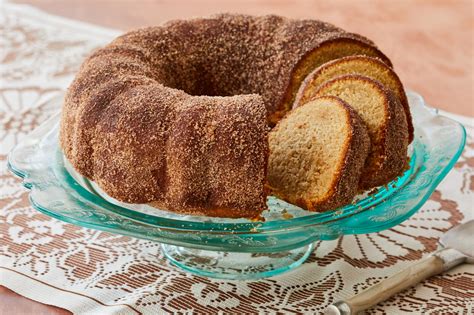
161,243,314,280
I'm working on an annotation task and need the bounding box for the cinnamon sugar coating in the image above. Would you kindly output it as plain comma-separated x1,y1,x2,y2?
60,14,389,217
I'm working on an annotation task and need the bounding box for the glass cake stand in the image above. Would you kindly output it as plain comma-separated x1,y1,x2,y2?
8,91,466,280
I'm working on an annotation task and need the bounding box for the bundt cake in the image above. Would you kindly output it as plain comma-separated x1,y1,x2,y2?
60,14,394,218
268,96,370,211
308,75,409,189
294,55,414,142
94,90,269,218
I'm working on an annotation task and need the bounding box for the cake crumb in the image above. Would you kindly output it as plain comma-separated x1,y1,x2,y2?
281,209,294,219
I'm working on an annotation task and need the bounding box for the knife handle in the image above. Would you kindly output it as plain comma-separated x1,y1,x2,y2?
331,254,445,314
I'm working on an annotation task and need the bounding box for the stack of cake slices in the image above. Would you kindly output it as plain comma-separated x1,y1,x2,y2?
268,55,412,211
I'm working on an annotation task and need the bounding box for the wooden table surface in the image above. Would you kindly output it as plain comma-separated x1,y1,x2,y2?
2,0,473,314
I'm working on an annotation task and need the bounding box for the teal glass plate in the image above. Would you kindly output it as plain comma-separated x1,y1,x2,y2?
8,91,466,279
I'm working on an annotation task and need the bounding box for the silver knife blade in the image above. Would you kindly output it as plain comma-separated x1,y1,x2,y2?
439,220,474,262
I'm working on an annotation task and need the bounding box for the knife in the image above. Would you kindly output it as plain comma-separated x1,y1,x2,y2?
325,220,474,315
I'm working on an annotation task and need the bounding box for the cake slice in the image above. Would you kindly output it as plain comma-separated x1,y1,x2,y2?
268,96,370,211
309,75,409,189
294,55,413,142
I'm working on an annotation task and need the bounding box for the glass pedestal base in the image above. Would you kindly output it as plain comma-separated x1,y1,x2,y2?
161,243,315,280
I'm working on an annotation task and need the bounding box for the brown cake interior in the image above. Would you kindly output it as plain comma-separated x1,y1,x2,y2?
294,55,413,142
268,96,370,211
313,75,409,189
274,39,392,123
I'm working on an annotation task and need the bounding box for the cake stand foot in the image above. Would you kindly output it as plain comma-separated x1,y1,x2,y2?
161,243,314,280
